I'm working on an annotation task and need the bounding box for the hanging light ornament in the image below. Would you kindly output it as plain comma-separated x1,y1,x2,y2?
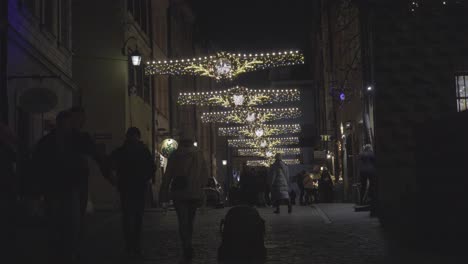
246,159,300,167
146,50,305,81
218,124,302,137
237,147,301,158
255,128,264,137
177,86,300,107
201,108,301,124
227,137,300,148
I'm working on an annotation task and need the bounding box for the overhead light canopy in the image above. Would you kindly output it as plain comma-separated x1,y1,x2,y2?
227,137,300,148
201,108,301,124
146,50,305,81
246,158,300,167
177,86,300,107
218,124,302,137
237,147,301,158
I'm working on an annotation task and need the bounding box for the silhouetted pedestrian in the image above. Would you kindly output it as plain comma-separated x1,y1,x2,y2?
160,135,209,262
240,165,257,205
111,127,155,257
33,111,84,263
69,106,110,216
303,171,315,205
270,153,292,214
359,144,376,205
0,122,18,262
319,168,334,203
297,170,306,205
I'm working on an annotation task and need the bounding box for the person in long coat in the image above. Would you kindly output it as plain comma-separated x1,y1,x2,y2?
110,127,155,257
0,122,18,262
160,135,209,262
270,153,292,214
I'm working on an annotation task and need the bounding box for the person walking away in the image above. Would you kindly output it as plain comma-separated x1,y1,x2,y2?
0,123,18,262
303,171,315,205
270,153,292,214
68,107,111,254
33,111,84,263
263,167,272,207
319,168,334,203
359,144,376,206
297,170,306,205
255,168,267,207
160,135,209,262
110,127,154,257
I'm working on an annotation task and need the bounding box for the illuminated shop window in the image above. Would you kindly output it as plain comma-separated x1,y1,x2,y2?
456,75,468,112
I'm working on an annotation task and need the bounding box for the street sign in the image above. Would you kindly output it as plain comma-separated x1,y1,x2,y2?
320,134,331,142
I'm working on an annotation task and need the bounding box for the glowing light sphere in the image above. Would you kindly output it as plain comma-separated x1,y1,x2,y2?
214,58,232,76
246,113,256,123
340,93,346,101
255,128,264,138
233,94,245,106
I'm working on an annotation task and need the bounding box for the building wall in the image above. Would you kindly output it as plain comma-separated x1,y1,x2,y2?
7,0,75,154
371,2,468,228
73,0,154,208
315,0,366,201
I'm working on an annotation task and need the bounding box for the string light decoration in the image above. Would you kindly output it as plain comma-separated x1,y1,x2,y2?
228,137,299,148
201,108,301,124
247,159,300,167
178,86,300,107
218,124,301,137
237,148,301,158
145,50,305,81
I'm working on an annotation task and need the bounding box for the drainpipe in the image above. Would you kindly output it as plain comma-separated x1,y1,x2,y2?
149,0,157,178
0,0,8,124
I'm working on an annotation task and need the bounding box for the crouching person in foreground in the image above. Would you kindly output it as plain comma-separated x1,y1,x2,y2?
160,135,208,263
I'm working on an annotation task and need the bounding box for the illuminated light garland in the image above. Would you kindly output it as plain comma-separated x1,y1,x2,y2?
246,159,301,167
237,148,301,158
177,86,300,107
218,124,302,137
201,108,301,124
227,137,299,148
145,50,305,81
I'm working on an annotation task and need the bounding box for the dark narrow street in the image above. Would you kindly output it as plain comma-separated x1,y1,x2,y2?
16,204,460,264
2,0,468,263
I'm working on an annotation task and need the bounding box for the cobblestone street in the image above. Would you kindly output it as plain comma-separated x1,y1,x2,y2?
17,203,463,264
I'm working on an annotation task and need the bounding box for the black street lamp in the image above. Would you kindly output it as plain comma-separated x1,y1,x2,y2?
130,49,142,67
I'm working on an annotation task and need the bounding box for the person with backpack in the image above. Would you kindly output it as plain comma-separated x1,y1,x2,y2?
0,122,18,262
110,127,155,257
270,153,292,214
218,206,266,262
33,111,85,263
160,134,209,262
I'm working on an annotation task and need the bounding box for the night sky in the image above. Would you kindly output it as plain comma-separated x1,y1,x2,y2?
192,0,314,52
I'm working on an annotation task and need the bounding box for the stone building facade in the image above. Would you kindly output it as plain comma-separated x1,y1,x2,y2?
5,0,75,166
73,0,167,208
313,0,468,243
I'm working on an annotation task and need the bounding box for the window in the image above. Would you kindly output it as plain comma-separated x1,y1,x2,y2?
136,66,143,97
127,0,150,35
143,76,151,104
456,75,468,112
140,0,148,33
59,0,70,49
127,0,134,13
43,0,58,36
23,0,39,17
128,60,136,94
